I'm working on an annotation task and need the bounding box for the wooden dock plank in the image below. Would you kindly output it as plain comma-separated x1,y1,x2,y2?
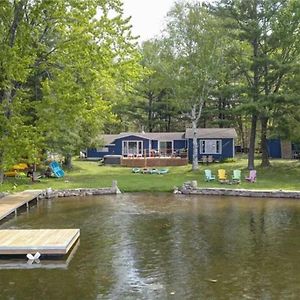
0,229,80,255
0,191,81,257
0,190,42,221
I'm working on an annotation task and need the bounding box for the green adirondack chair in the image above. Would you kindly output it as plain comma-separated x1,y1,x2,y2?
232,169,241,183
204,169,215,181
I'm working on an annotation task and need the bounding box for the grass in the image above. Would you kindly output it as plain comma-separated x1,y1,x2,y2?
1,156,300,193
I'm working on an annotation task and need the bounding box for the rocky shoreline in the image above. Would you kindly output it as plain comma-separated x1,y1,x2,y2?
39,180,121,199
174,181,300,199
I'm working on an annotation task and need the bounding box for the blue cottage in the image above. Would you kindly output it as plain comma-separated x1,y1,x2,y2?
86,128,237,163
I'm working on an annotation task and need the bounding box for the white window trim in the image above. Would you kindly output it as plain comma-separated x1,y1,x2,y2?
158,140,174,155
96,147,109,152
199,139,222,155
122,140,144,155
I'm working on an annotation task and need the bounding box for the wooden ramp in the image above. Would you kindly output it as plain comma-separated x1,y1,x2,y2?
0,190,42,221
0,229,80,255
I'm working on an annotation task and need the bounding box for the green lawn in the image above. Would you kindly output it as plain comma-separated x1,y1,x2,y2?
1,157,300,193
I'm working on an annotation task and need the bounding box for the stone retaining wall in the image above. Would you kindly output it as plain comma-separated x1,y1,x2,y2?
176,181,300,199
39,187,120,199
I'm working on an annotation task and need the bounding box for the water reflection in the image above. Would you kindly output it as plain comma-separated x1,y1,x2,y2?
0,193,299,299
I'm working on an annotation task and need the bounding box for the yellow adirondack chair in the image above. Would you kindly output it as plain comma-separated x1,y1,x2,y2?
218,169,227,181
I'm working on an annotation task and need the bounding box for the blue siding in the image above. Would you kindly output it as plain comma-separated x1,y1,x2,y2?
187,138,234,162
267,139,281,158
87,135,152,158
151,140,158,150
149,140,186,151
113,135,151,155
86,147,114,158
174,140,187,150
87,135,234,161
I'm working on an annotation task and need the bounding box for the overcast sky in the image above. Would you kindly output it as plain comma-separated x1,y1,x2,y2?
122,0,175,42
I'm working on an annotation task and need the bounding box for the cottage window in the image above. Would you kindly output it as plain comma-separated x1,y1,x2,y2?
122,140,143,156
159,141,173,156
199,140,222,154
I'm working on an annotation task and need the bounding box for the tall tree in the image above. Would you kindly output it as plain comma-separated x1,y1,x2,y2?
215,0,300,169
165,1,225,171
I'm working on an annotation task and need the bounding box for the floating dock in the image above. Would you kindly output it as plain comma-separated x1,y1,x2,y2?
0,190,80,258
0,190,42,221
0,229,80,255
0,239,80,269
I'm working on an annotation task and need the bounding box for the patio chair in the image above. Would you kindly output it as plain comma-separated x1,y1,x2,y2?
201,155,208,164
204,169,215,181
49,161,64,178
149,168,159,174
141,168,150,174
157,168,169,175
217,169,227,182
245,170,256,183
232,169,241,183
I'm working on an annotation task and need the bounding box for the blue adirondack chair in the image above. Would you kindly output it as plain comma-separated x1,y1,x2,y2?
49,161,65,178
204,169,215,181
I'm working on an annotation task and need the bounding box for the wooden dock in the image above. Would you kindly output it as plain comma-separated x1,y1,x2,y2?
0,190,42,221
0,239,80,269
0,191,80,258
0,229,80,255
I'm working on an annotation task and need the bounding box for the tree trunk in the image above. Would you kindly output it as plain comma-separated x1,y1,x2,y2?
248,35,259,170
0,152,4,184
218,96,225,128
191,106,199,171
0,172,4,185
248,114,257,170
64,154,73,169
260,43,270,168
237,117,246,151
147,93,153,132
167,114,171,132
260,116,270,167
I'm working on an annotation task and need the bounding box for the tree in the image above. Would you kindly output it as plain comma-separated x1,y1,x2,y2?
215,0,300,169
164,1,225,171
0,0,141,177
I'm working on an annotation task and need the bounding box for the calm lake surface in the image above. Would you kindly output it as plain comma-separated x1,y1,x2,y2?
0,193,299,300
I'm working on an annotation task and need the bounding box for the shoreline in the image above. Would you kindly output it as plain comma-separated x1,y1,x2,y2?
177,184,300,199
2,185,300,200
43,186,300,199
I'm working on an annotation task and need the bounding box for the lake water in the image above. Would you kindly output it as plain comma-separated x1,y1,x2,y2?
0,193,299,300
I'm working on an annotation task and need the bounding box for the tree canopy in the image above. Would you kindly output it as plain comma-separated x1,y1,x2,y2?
1,0,300,177
0,0,142,177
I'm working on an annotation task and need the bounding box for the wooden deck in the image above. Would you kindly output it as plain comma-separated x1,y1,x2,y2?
0,229,80,255
0,190,42,221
